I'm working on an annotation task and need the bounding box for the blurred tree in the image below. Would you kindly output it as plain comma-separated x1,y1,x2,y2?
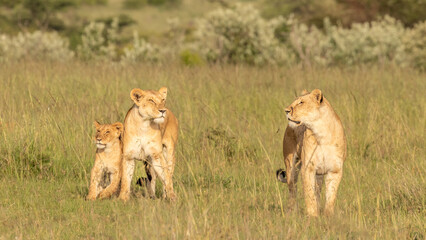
263,0,344,27
0,0,109,32
263,0,426,27
0,0,75,30
147,0,181,6
123,0,147,9
0,0,20,8
123,0,180,8
339,0,426,26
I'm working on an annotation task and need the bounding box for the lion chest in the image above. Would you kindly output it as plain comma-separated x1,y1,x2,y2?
314,145,344,175
124,134,162,161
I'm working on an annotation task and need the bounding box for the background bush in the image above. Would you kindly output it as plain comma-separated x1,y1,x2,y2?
0,31,74,62
121,31,162,63
0,2,424,70
194,4,293,65
77,18,120,61
403,21,426,70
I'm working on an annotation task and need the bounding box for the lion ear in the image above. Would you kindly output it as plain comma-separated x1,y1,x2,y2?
301,89,309,95
159,87,167,100
94,121,101,129
311,89,323,103
113,122,124,134
130,88,145,104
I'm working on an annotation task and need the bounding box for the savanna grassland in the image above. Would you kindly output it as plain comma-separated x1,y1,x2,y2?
0,62,425,239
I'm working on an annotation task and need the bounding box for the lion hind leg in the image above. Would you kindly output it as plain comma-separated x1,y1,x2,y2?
151,153,176,201
144,161,157,199
161,143,176,199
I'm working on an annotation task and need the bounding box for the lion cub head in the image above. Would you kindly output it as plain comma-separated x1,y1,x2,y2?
130,87,168,124
94,121,123,149
284,89,323,128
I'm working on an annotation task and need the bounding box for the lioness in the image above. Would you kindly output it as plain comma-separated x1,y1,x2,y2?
87,121,123,200
277,89,346,216
119,87,178,201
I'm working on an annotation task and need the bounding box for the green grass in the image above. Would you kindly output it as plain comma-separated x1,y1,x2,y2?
0,62,425,239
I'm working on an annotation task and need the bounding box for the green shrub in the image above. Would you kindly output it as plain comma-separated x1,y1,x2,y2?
180,49,204,66
0,15,15,34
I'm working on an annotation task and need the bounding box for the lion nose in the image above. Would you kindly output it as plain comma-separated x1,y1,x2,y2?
96,138,101,142
284,108,291,114
159,109,166,114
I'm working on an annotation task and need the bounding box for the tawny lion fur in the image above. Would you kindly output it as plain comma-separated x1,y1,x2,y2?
87,121,123,200
119,87,178,201
279,89,346,216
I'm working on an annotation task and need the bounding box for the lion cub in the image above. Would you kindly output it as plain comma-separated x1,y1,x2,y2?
87,121,123,200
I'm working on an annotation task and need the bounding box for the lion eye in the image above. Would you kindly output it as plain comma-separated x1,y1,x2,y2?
298,101,304,105
105,131,110,134
149,99,155,104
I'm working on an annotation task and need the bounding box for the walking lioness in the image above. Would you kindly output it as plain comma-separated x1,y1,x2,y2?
119,87,178,201
277,89,346,216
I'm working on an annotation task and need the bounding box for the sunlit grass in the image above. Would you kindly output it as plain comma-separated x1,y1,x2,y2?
0,62,425,239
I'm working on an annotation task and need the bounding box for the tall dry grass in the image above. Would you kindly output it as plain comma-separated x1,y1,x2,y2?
0,62,424,239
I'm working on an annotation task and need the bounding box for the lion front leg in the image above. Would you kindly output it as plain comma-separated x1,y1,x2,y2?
324,170,343,216
315,174,324,211
98,170,120,200
302,166,319,217
87,162,102,200
301,130,321,216
119,157,135,201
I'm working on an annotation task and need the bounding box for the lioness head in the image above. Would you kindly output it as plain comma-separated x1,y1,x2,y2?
94,121,123,149
130,87,168,124
284,89,323,128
